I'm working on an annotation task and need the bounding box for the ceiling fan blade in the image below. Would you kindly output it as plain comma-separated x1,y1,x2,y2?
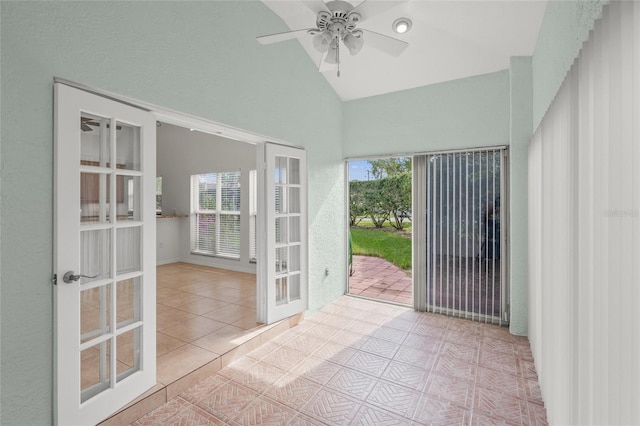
81,123,92,132
361,29,408,57
301,0,330,15
351,0,407,22
256,29,315,45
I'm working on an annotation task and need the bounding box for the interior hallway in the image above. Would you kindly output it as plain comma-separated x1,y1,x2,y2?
132,295,547,425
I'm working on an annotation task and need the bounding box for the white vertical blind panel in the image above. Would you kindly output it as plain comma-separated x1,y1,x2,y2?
631,4,640,426
528,2,640,424
422,149,506,324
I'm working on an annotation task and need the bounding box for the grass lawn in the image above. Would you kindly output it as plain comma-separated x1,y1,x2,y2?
350,227,412,270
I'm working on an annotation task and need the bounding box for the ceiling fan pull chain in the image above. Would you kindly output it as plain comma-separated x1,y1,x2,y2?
337,39,341,78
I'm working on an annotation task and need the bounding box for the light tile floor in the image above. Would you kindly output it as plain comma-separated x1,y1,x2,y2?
155,263,260,385
133,295,547,425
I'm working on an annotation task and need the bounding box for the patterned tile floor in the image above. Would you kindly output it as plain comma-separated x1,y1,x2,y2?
133,296,547,425
349,255,413,305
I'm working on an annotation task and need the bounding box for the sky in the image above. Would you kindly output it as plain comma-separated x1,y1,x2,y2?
348,160,372,182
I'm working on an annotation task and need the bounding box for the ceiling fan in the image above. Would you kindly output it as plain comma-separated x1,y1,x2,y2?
80,117,122,132
257,0,409,76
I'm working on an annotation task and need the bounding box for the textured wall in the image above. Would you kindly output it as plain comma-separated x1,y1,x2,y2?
532,0,607,129
342,71,510,158
508,57,533,336
0,2,343,424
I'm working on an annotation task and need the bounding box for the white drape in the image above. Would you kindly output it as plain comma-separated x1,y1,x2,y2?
528,1,640,424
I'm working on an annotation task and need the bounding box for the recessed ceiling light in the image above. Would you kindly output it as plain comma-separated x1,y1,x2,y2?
393,18,412,34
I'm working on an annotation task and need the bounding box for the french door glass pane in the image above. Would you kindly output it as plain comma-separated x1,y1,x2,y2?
289,187,300,213
80,229,111,282
276,217,287,244
118,175,141,221
80,112,110,166
289,245,300,272
276,277,288,305
81,341,110,403
81,172,111,223
276,247,288,273
275,185,286,213
116,328,140,382
81,285,111,344
290,274,301,301
289,216,300,243
275,156,287,184
289,158,300,184
116,227,140,274
116,277,140,328
116,122,141,171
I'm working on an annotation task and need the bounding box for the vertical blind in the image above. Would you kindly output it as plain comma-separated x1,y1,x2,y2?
528,1,640,424
415,148,507,325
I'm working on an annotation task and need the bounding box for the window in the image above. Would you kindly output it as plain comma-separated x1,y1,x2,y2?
191,171,241,258
156,176,162,213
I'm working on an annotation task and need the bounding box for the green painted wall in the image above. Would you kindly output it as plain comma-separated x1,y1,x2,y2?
532,0,607,129
343,71,510,158
0,1,344,424
509,57,533,336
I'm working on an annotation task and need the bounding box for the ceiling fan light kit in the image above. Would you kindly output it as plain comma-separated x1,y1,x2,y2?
312,30,334,53
257,0,409,77
343,30,364,55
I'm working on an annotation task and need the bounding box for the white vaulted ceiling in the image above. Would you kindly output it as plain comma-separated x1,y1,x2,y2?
260,0,548,101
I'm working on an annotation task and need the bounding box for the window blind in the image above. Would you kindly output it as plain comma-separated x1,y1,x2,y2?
191,171,241,258
528,2,640,423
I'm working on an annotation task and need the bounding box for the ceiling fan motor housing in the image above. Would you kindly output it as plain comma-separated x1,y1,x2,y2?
316,1,361,39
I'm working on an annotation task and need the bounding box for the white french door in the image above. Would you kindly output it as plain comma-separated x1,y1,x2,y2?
54,84,156,425
257,143,308,324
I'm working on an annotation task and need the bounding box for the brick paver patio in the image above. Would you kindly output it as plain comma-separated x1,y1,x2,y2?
348,255,412,305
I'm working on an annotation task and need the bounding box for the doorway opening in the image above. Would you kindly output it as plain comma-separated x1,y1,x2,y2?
347,157,413,305
154,122,263,386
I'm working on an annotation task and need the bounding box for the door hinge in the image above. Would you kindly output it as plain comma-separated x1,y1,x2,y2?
52,274,57,286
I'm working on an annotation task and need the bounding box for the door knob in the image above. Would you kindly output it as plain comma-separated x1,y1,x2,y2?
63,271,99,283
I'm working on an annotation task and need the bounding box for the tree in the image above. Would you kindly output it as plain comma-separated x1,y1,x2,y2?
369,158,411,179
349,158,413,229
361,180,389,228
380,172,412,230
349,181,367,226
